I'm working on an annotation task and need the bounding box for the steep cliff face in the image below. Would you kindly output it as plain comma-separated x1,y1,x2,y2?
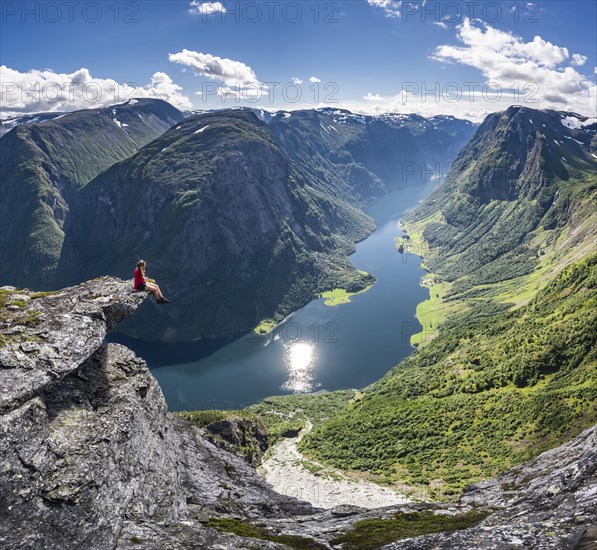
0,99,184,289
0,279,595,549
0,277,147,412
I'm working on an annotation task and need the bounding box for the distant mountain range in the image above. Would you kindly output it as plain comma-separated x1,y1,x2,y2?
1,99,475,340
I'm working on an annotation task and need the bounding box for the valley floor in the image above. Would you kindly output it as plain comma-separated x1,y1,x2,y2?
259,421,411,509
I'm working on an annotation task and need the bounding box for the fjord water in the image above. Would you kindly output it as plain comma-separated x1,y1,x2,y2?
109,182,435,411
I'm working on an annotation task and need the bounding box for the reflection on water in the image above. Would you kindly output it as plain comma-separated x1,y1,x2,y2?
283,341,316,393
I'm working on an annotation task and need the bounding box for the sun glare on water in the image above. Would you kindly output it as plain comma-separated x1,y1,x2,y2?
283,341,316,393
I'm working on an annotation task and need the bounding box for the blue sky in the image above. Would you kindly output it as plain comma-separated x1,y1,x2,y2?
1,1,596,120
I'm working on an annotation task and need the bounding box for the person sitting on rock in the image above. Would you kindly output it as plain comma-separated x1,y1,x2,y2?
134,260,170,304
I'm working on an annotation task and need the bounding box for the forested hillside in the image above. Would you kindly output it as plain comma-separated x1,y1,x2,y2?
301,254,597,496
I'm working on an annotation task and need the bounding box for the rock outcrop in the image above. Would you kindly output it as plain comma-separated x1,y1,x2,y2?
382,425,597,549
1,278,595,549
0,277,146,412
202,416,269,466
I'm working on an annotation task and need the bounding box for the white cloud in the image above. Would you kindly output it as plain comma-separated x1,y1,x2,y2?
367,0,401,18
167,49,271,103
433,21,447,29
571,53,587,66
168,49,259,86
431,18,596,116
189,1,226,15
434,21,570,69
291,77,303,85
143,72,193,109
363,92,383,101
0,66,192,116
309,76,321,83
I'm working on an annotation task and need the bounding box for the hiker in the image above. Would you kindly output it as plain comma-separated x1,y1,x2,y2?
134,260,170,304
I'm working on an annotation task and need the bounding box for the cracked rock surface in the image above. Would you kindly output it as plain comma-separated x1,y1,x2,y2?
0,277,146,412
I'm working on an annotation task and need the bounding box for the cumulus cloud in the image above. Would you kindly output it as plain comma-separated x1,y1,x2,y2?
144,72,193,108
167,49,271,103
309,76,321,83
433,21,447,29
367,0,401,18
0,66,192,116
168,49,259,86
291,77,303,85
431,18,596,116
571,53,587,66
189,1,226,15
363,92,383,101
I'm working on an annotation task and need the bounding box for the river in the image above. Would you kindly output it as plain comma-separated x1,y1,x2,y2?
108,181,436,411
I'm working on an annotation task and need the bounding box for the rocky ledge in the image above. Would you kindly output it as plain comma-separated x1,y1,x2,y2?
0,277,146,412
0,278,595,549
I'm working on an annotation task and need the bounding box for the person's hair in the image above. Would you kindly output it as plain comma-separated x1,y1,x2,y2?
136,259,146,272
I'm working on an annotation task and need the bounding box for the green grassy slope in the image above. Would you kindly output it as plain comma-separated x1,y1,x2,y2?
301,254,597,497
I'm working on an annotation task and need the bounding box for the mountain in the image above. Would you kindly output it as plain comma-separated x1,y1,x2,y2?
1,278,594,549
0,99,184,289
401,105,597,335
408,106,596,273
248,106,597,498
0,112,68,137
2,100,474,341
268,108,476,204
57,109,375,341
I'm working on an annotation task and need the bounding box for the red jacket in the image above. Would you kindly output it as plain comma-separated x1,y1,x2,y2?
134,267,146,289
